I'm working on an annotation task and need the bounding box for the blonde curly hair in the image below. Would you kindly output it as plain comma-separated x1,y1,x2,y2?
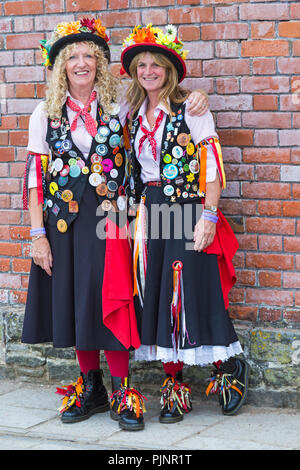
44,41,120,119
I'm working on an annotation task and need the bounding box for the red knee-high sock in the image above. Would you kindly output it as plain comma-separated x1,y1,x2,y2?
104,350,129,381
163,361,184,378
76,349,100,375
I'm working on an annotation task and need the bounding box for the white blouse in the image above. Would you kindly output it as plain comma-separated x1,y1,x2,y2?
134,97,218,184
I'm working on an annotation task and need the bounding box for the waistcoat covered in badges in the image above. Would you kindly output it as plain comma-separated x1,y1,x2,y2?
127,101,209,207
44,102,127,232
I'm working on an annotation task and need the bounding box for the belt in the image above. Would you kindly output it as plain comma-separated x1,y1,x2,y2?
146,181,162,187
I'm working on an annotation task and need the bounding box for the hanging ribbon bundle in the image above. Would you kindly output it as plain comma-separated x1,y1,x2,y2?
110,378,147,419
56,375,84,413
207,137,226,189
206,371,244,406
160,376,192,415
133,195,148,306
171,261,195,356
23,152,48,210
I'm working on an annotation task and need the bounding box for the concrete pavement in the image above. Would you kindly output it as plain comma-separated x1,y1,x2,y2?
0,379,299,451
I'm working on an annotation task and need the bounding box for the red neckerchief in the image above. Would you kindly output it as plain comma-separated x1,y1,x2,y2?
138,109,164,161
66,90,98,137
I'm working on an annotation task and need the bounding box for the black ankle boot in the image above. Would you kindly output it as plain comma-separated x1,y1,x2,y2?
110,377,146,431
206,357,249,416
159,374,192,424
57,369,110,423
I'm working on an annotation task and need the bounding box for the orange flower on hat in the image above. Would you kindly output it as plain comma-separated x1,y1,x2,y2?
56,21,80,37
132,25,157,44
94,19,107,39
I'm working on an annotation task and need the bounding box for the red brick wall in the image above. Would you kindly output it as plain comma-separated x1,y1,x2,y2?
0,1,299,323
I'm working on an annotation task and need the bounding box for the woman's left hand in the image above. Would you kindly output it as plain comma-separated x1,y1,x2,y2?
187,89,209,116
193,217,216,252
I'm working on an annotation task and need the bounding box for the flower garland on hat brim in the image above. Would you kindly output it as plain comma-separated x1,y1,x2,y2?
120,24,188,75
40,17,109,68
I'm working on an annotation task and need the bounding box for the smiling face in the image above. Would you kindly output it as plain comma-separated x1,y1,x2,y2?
136,52,167,95
65,42,97,94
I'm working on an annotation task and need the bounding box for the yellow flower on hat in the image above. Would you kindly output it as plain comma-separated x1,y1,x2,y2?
94,18,106,38
56,21,80,37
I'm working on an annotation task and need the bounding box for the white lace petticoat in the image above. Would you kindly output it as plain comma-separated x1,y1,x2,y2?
134,341,243,366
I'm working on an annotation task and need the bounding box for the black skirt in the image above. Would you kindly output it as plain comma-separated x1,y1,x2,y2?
22,183,128,351
134,186,242,366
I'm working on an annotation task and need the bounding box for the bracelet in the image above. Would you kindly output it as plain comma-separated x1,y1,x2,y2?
30,227,46,237
32,234,46,242
202,211,218,223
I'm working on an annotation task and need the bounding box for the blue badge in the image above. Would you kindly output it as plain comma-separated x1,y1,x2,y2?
96,144,108,156
163,164,178,180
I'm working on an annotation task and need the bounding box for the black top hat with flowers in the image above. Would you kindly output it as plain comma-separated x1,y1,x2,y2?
120,24,188,83
40,18,110,69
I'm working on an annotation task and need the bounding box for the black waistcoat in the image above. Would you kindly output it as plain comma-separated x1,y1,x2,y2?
127,101,205,207
44,102,127,231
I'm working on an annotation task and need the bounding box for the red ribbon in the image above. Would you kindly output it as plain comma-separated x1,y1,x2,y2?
138,110,164,161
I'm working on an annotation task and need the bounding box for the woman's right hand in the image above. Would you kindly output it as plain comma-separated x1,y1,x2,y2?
32,237,53,276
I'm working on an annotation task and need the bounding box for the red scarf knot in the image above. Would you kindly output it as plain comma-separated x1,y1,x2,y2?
66,90,98,137
138,110,164,161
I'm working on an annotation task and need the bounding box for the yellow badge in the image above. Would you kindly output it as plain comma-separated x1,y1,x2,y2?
57,219,68,233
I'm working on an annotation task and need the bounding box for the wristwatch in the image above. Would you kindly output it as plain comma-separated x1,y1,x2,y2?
204,204,218,213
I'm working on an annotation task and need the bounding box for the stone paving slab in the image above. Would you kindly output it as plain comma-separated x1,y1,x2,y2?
0,380,299,451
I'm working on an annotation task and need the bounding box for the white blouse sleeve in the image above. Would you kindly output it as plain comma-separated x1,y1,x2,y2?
27,102,49,189
185,108,218,183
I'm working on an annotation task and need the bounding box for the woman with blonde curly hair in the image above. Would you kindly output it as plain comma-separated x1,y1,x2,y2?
22,18,208,431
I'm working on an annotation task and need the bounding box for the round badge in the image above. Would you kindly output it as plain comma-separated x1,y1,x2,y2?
107,180,118,192
58,175,69,187
189,160,199,174
91,153,102,164
57,219,68,233
163,185,175,196
177,133,190,146
96,183,108,196
54,141,62,149
163,164,178,180
110,168,118,179
47,199,53,208
102,158,114,173
68,150,77,158
82,166,89,175
96,144,108,156
54,158,63,172
109,119,121,133
61,189,73,202
50,119,61,129
60,165,70,177
117,195,126,211
91,163,103,174
109,134,121,148
89,172,102,187
69,165,81,178
61,139,72,151
49,182,59,196
101,199,112,211
177,114,183,121
163,154,172,164
186,142,195,156
99,126,110,137
101,113,110,123
76,159,85,169
95,133,107,144
172,146,184,159
68,158,77,166
114,153,123,167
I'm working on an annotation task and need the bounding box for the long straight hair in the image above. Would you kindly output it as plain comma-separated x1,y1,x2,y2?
125,51,190,124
